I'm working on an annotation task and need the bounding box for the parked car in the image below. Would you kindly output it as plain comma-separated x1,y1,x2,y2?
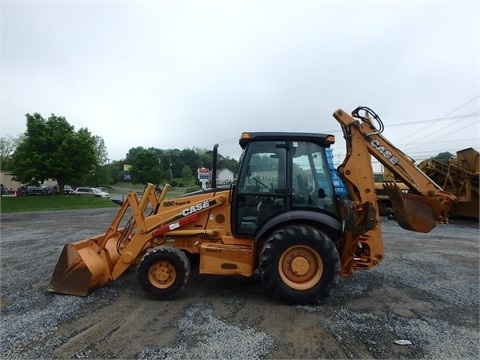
63,185,75,195
26,185,46,195
75,187,110,198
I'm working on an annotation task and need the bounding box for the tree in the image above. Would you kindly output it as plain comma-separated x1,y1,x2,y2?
108,160,126,184
160,149,184,178
129,148,164,185
125,146,146,164
218,155,239,174
180,149,200,174
0,134,22,171
93,135,109,165
181,165,194,185
197,148,214,169
432,151,454,164
10,113,99,193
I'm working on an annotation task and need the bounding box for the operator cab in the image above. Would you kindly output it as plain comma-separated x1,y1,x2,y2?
233,132,340,236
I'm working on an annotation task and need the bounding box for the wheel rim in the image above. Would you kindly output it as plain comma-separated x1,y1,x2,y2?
279,245,323,290
148,260,176,289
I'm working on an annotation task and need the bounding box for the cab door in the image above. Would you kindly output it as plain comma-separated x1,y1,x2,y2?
233,141,288,236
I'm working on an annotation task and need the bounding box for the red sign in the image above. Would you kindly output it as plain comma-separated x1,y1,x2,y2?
198,168,210,180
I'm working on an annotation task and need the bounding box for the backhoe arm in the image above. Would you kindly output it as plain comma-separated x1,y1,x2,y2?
334,107,456,233
332,107,456,276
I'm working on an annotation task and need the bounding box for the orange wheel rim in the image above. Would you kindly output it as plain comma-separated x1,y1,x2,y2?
148,260,176,289
279,245,323,290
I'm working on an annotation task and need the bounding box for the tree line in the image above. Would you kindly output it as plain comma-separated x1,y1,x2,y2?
1,113,239,193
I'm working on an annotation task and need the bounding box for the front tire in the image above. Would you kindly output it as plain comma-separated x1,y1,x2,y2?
138,246,190,299
259,225,340,305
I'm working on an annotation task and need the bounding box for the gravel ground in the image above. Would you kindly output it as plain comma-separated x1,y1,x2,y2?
1,209,479,359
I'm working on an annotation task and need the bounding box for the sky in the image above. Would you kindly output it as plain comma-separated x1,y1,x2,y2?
2,0,479,170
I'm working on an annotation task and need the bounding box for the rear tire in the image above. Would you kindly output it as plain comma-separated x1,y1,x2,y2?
259,225,340,305
138,246,190,299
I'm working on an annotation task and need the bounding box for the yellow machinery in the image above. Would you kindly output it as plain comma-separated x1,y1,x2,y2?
419,148,479,219
49,107,456,305
374,169,409,216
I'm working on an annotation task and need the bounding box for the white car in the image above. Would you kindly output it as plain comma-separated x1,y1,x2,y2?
75,187,110,198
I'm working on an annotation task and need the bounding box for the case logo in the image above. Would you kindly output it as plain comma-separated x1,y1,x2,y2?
370,139,400,165
182,200,212,216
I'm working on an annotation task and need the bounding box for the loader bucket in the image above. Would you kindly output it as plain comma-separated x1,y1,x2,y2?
383,183,441,233
48,234,121,296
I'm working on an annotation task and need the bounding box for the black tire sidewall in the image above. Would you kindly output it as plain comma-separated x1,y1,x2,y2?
138,246,190,299
259,225,340,305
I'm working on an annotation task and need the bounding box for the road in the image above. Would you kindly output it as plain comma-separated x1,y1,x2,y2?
1,209,478,359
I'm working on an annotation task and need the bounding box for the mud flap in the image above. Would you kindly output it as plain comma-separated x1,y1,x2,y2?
48,236,120,296
383,183,441,233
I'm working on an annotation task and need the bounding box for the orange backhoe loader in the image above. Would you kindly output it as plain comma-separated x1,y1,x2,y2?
49,106,457,305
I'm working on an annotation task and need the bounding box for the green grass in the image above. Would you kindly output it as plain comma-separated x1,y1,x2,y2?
1,183,203,213
0,195,118,213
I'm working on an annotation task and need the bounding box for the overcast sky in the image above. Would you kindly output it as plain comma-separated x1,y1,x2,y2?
2,1,479,169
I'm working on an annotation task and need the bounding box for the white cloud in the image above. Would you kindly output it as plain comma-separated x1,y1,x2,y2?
2,1,478,163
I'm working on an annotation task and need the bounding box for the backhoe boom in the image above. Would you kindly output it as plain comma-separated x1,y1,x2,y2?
334,107,456,233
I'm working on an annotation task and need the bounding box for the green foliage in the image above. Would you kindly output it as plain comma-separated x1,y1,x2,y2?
159,149,191,178
198,149,214,169
218,155,239,174
0,134,22,171
93,135,109,165
129,148,164,185
9,114,102,193
125,146,146,164
432,151,454,164
107,160,126,184
181,165,194,184
124,146,239,186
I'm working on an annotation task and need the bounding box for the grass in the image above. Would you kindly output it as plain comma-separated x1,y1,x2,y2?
1,195,118,213
1,183,203,213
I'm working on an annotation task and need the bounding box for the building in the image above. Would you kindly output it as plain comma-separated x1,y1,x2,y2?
0,171,58,192
217,168,235,185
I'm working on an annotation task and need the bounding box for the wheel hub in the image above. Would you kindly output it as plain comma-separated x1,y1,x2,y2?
155,266,170,282
148,261,176,289
290,256,310,276
279,245,323,290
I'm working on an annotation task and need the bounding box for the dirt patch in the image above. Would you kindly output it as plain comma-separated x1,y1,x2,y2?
1,209,478,359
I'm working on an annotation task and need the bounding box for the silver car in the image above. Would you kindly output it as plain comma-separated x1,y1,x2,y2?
75,187,110,198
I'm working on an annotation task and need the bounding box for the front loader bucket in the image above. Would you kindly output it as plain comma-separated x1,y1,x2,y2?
48,234,120,296
48,183,168,296
383,183,442,233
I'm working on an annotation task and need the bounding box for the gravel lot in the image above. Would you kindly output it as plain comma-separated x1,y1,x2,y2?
1,208,479,359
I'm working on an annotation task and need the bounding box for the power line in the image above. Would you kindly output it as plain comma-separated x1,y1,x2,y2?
206,101,480,160
387,111,479,127
404,119,479,140
415,117,480,143
321,111,478,135
397,96,480,145
400,138,478,146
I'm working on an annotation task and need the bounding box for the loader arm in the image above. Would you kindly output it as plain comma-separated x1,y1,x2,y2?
333,107,456,276
49,184,228,296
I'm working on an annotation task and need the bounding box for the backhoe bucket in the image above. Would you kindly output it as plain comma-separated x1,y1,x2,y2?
48,234,121,296
383,183,441,233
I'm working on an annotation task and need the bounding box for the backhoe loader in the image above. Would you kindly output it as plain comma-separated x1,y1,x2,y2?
49,106,456,305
